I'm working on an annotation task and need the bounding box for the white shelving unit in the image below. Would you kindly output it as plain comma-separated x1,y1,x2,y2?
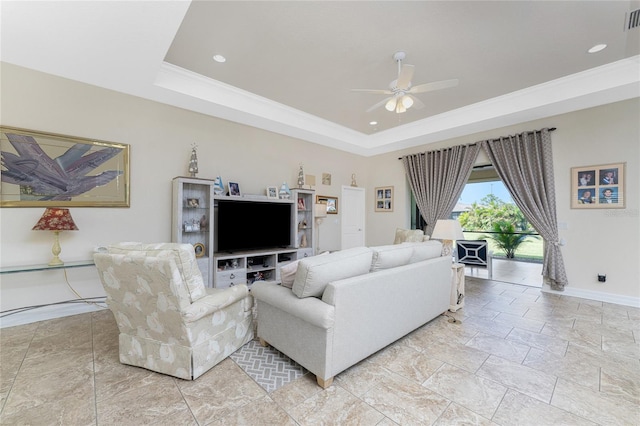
212,194,300,288
171,183,313,289
293,189,315,259
214,249,298,289
171,177,215,287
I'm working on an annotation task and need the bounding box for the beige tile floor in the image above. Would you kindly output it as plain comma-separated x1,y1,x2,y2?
1,277,639,425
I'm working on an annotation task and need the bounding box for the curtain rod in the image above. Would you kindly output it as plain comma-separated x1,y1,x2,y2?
398,127,556,160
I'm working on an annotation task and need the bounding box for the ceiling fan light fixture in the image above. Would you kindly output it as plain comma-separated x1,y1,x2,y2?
401,95,414,109
396,102,406,113
385,98,397,111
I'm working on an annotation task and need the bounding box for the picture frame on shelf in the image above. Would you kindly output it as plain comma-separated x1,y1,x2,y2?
185,198,200,208
571,162,625,209
375,186,394,212
316,195,338,214
266,186,278,199
193,243,205,258
228,181,241,197
0,126,130,207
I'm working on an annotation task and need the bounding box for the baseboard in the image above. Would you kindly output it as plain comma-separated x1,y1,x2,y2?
541,285,640,308
0,301,107,328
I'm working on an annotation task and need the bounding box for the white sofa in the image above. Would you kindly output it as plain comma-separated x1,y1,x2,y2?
251,241,451,388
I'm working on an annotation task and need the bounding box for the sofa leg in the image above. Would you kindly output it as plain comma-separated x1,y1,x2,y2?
317,376,333,388
259,338,269,347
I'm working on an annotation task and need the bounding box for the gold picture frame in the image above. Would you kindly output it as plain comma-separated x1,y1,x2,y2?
316,195,338,214
375,186,394,212
1,126,130,207
193,242,205,258
571,162,625,209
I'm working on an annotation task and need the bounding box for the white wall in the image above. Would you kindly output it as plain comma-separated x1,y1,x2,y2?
367,98,640,305
1,63,638,322
0,63,367,316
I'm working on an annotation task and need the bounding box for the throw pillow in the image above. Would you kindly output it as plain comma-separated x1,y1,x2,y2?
279,260,299,288
393,228,425,244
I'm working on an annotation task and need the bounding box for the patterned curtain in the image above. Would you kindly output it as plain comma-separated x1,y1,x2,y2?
480,128,568,291
402,144,480,235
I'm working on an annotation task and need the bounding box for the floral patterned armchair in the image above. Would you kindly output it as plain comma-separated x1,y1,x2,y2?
94,243,253,380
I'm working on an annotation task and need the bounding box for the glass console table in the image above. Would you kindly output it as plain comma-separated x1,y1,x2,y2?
0,260,95,274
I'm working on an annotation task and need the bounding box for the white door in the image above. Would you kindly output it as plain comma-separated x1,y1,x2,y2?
341,186,366,249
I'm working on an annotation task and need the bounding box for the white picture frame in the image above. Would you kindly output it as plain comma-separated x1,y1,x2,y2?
266,186,278,199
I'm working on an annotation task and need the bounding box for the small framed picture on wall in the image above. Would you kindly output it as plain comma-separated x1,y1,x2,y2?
571,162,625,209
375,186,394,212
316,195,338,214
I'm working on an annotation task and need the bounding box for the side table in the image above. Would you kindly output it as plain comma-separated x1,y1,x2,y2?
449,263,465,312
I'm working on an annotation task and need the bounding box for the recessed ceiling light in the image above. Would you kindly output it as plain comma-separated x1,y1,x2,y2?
588,44,607,54
213,54,226,63
369,121,378,126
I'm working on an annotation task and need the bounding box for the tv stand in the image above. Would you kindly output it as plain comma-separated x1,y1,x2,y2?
213,248,302,288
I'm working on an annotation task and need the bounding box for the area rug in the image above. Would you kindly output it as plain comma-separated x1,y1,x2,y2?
230,340,307,393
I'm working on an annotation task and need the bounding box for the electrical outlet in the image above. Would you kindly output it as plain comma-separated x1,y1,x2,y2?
598,274,606,282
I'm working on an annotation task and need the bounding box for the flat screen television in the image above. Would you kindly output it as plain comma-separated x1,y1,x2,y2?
216,200,292,252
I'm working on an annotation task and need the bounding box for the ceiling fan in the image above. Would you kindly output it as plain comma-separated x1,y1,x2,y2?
352,51,459,114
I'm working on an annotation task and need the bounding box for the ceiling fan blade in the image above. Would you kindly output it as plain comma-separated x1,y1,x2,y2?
409,79,459,94
396,64,414,90
410,95,425,109
351,88,394,95
366,96,394,113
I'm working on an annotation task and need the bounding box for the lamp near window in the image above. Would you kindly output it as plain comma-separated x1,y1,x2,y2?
431,219,464,258
32,208,79,266
314,203,327,253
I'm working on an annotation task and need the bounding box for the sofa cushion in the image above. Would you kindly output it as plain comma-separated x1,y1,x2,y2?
393,228,425,244
107,242,206,302
370,244,414,272
402,240,443,263
280,252,329,289
292,247,373,298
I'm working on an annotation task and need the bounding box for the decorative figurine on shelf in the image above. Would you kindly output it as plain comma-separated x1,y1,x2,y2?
213,176,224,195
279,182,291,199
231,259,239,269
199,214,208,230
297,164,305,188
188,144,198,178
300,233,308,248
351,173,358,187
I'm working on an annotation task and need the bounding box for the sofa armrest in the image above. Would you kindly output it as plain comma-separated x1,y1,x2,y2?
182,284,250,323
252,281,334,330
